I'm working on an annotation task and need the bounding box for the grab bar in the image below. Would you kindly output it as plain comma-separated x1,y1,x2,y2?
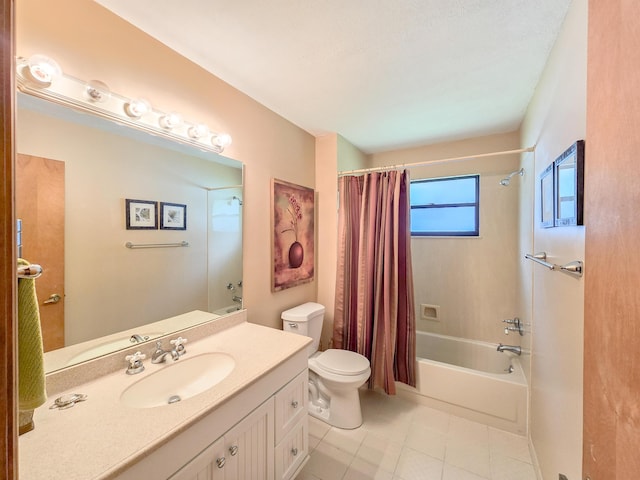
525,252,583,278
125,241,189,249
17,263,43,279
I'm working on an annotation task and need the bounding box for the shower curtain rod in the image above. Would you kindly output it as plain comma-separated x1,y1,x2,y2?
337,146,535,177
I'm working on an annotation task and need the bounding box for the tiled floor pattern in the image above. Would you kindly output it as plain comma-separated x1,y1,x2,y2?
296,389,537,480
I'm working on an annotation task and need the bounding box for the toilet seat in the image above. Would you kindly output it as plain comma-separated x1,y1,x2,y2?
315,349,370,376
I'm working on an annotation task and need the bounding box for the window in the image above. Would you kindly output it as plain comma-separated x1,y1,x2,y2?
410,175,479,236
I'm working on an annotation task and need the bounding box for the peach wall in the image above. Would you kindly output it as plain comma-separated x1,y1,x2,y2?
16,0,317,330
520,1,587,478
368,131,522,170
315,134,367,348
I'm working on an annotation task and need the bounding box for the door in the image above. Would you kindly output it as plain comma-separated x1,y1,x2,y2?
224,397,275,480
168,399,275,480
168,437,226,480
16,154,65,351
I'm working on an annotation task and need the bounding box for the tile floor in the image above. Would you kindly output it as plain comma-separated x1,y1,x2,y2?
296,389,537,480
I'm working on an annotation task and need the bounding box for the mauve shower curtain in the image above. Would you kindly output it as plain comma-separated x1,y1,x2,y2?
333,170,416,394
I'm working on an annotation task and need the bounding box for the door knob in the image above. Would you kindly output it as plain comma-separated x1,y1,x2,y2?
43,293,62,304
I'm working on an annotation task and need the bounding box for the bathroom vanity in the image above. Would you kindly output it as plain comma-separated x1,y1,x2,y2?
19,311,311,480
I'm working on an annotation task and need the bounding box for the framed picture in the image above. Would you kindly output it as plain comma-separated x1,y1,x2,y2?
125,199,157,230
271,178,315,291
539,163,555,228
160,202,187,230
554,140,585,226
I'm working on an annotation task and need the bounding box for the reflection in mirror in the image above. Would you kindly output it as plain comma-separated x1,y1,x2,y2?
556,157,575,220
554,139,584,227
16,92,243,373
539,163,554,228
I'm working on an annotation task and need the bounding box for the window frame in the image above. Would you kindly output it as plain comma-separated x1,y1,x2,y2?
410,174,480,237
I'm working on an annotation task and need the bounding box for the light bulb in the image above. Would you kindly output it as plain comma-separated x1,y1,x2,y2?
211,133,232,151
123,98,151,118
85,79,111,103
159,112,183,130
187,123,210,139
27,54,62,86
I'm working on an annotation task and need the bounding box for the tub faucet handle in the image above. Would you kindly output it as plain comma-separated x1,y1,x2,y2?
502,318,523,336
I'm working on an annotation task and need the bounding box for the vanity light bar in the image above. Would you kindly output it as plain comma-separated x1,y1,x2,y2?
15,55,233,154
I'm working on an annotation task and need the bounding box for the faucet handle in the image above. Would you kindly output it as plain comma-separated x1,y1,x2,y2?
125,351,146,375
170,337,187,355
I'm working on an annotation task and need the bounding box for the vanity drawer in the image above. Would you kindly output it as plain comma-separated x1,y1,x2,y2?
275,416,308,480
274,369,307,443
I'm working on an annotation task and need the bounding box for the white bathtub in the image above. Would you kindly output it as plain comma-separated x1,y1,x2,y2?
397,331,528,434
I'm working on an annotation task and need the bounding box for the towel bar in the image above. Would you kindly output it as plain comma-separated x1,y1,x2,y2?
525,252,583,278
125,241,189,249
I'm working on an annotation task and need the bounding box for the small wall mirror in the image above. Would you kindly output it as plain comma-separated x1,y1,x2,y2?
554,140,584,226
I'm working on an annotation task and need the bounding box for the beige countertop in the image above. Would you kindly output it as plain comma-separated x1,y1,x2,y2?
19,317,310,480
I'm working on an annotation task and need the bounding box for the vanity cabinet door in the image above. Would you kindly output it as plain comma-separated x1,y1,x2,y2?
224,397,275,480
168,398,274,480
275,415,308,480
274,370,308,444
168,437,226,480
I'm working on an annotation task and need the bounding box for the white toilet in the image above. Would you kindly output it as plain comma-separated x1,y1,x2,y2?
282,302,371,429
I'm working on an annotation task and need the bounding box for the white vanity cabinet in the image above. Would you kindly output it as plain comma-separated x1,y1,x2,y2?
169,398,275,480
20,319,313,480
116,356,309,480
169,369,309,480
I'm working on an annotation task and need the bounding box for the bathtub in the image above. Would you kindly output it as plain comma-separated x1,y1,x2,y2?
397,331,528,434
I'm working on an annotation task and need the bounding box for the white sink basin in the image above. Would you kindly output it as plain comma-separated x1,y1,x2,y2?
120,352,235,408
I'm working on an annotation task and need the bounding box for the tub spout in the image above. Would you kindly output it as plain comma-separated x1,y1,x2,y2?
497,343,521,355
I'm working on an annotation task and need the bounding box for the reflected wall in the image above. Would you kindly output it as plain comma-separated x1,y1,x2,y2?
16,104,242,349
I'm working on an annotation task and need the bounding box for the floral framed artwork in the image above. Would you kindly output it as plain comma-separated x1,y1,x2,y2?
271,178,315,291
125,199,157,230
160,202,187,230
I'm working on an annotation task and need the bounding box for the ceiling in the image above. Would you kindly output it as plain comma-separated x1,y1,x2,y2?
96,0,572,154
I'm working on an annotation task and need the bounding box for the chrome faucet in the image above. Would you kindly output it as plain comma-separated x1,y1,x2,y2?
497,343,522,356
151,341,180,364
502,317,523,336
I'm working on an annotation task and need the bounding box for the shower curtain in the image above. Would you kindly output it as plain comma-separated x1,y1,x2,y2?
333,170,416,394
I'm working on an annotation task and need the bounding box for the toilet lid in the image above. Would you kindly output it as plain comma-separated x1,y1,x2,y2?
316,349,370,375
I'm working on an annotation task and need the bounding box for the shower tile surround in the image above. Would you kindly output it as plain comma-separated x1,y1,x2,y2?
297,390,537,480
19,310,312,479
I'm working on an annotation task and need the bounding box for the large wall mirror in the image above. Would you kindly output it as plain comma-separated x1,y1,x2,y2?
16,78,243,373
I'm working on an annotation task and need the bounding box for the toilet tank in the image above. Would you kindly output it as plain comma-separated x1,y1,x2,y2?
281,302,325,356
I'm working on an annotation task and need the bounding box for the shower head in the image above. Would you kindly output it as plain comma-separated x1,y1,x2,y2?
499,168,524,186
232,195,243,206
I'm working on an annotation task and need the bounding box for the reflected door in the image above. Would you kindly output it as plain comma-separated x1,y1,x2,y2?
16,154,65,351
